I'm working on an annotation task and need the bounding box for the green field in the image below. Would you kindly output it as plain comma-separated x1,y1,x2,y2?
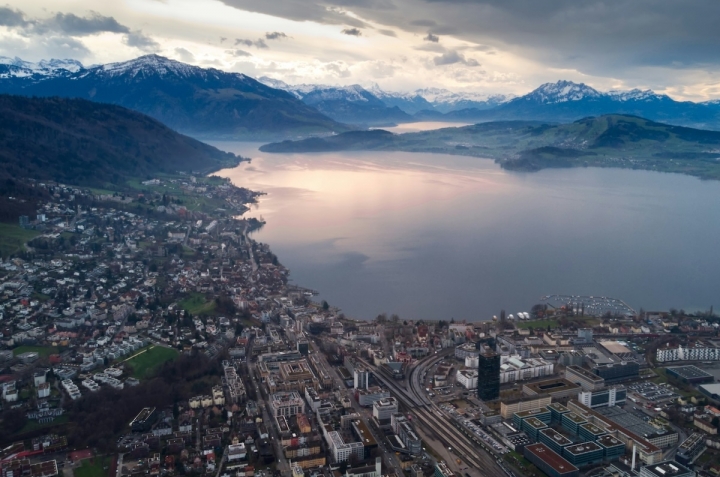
0,223,39,257
12,345,59,358
123,346,179,379
515,319,559,330
75,456,110,477
179,292,217,315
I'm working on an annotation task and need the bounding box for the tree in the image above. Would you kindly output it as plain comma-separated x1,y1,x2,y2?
321,300,329,311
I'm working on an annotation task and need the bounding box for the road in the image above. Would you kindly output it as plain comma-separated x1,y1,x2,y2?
308,341,406,475
245,344,290,476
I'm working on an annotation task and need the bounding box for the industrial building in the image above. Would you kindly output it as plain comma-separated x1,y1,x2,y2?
666,366,714,384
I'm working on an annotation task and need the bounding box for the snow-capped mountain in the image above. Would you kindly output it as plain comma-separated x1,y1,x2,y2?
0,55,346,139
452,80,720,129
0,56,83,79
258,77,411,125
607,89,670,102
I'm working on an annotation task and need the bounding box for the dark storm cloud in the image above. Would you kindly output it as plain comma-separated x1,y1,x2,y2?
423,33,439,42
341,28,362,36
123,30,159,51
433,50,479,66
265,31,288,40
218,0,720,77
48,12,130,35
0,6,29,27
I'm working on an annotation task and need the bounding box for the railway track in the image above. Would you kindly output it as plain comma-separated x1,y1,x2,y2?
366,357,505,476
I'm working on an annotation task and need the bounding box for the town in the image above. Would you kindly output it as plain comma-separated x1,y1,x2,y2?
1,176,720,477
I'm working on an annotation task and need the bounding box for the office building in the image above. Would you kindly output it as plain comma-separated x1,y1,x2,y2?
561,413,587,436
524,443,579,477
578,423,606,442
579,386,627,408
597,435,625,461
538,428,572,455
373,397,398,422
434,462,455,477
593,361,640,383
562,442,604,467
548,403,571,424
477,351,500,400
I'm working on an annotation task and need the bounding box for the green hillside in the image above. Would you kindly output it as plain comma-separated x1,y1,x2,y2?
262,115,720,180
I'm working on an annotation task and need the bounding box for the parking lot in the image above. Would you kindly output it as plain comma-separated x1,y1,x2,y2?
627,381,679,403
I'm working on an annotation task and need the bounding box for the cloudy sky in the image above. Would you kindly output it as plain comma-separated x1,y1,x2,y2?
1,0,719,100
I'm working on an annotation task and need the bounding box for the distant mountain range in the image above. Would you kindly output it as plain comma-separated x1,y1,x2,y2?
261,77,720,130
259,77,514,122
0,95,240,185
446,80,720,129
260,114,720,181
0,55,346,140
5,54,720,137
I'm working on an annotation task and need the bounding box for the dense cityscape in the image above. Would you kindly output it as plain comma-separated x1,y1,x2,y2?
1,174,720,477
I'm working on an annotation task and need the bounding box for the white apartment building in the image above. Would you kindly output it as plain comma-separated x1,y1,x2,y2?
499,355,554,384
456,369,478,390
656,342,720,362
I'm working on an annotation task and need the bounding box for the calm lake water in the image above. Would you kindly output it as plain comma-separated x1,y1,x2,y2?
214,142,720,321
372,121,472,133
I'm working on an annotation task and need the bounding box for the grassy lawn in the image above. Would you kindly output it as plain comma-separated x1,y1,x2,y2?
0,223,40,257
515,319,559,330
179,292,217,315
12,345,59,358
75,456,110,477
123,346,179,380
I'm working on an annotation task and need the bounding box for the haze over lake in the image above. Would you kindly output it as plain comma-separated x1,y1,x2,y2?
215,142,720,321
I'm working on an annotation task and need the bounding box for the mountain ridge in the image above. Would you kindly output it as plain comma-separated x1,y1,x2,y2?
0,55,348,140
260,114,720,180
0,94,241,185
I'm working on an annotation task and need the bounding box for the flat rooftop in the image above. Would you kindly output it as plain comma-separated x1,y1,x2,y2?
563,441,602,455
539,428,572,446
666,365,714,380
525,443,579,474
599,341,632,355
525,417,548,429
567,365,605,382
580,423,606,435
563,412,587,424
643,461,693,477
525,378,581,394
597,435,624,448
516,408,551,418
547,403,570,413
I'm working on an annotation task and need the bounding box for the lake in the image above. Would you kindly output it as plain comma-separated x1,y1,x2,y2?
214,142,720,321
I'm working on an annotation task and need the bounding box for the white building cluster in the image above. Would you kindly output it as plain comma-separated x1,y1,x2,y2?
499,355,554,384
656,341,720,362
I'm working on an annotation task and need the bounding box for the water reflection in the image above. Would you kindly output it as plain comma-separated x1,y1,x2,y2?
214,142,720,321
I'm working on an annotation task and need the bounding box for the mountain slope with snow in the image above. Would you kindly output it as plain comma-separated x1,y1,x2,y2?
258,78,412,125
0,55,346,139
